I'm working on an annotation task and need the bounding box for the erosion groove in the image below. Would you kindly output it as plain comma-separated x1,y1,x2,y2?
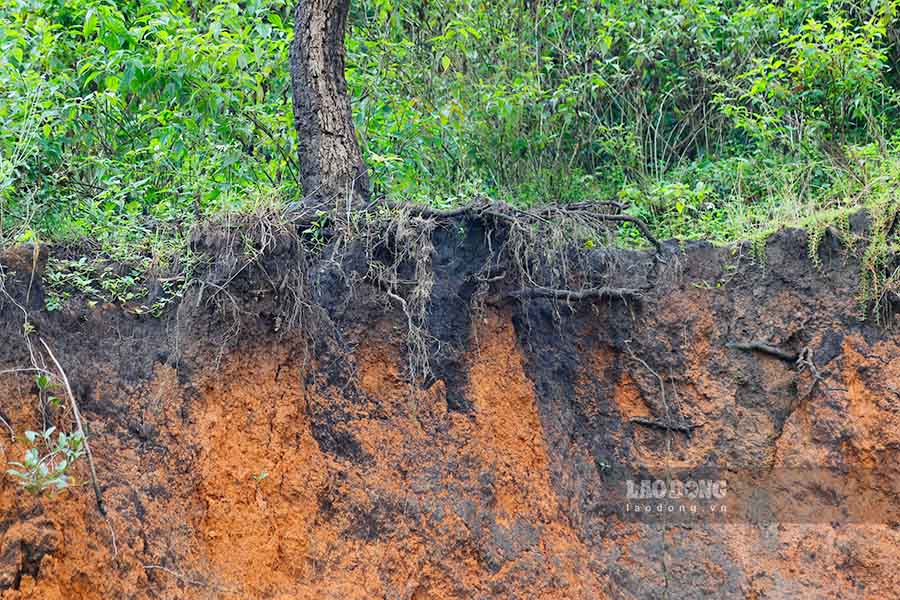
0,213,898,599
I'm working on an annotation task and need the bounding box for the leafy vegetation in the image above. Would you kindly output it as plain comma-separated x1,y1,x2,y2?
44,254,192,314
1,0,899,261
6,370,86,496
7,425,85,495
1,343,99,501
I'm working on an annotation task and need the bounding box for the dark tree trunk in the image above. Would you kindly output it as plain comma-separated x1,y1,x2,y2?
290,0,370,211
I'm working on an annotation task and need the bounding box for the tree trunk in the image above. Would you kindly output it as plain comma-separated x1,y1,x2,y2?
290,0,370,212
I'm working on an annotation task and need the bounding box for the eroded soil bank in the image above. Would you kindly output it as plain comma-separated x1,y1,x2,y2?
0,214,899,599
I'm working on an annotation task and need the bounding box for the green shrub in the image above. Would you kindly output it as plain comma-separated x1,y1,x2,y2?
1,0,899,252
7,421,85,496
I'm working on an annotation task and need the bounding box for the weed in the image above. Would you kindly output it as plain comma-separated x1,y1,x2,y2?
44,255,192,316
302,210,331,249
7,426,85,496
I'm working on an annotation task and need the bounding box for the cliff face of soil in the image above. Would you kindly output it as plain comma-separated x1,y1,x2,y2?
0,214,898,599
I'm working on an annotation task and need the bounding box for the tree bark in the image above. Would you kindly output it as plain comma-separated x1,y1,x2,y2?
290,0,370,211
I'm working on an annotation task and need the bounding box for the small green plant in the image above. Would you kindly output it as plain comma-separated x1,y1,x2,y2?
43,256,190,315
35,373,62,409
7,427,85,495
302,210,330,248
807,222,828,271
857,202,900,321
751,235,769,269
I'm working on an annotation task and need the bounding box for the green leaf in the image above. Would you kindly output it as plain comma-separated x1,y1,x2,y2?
749,78,767,95
84,9,98,37
36,374,50,390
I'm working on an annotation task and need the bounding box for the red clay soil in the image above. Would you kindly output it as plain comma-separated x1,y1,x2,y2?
1,220,899,598
0,313,598,599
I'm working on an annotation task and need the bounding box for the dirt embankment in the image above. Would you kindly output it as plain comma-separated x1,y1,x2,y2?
0,213,898,599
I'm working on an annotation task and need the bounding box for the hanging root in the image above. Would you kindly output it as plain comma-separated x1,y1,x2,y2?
388,197,662,252
204,197,663,386
334,198,659,382
353,206,439,383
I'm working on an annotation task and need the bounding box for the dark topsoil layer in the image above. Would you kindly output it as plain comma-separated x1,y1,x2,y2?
0,210,885,398
0,210,898,598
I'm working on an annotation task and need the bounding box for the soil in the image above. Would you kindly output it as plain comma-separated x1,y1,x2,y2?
0,213,898,599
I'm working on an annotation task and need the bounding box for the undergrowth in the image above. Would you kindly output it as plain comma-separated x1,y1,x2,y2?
3,0,900,256
43,255,192,315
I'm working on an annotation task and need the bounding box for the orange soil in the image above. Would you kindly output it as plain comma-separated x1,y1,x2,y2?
1,307,899,598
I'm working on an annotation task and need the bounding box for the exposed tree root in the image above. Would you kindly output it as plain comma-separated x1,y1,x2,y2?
509,286,643,302
726,341,799,363
190,196,663,388
729,341,839,414
288,197,661,251
384,198,662,252
629,416,700,435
